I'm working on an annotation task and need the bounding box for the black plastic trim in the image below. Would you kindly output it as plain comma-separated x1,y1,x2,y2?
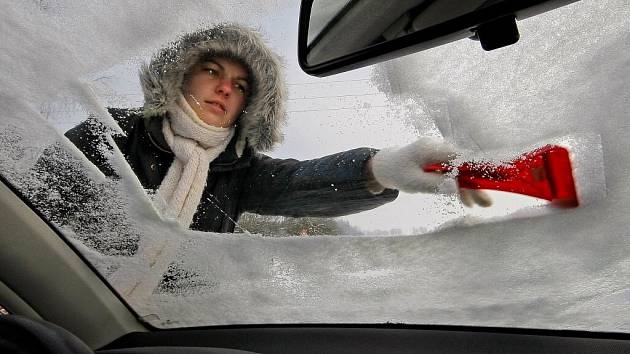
102,323,630,354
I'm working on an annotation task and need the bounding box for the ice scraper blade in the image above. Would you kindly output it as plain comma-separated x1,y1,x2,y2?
424,145,579,207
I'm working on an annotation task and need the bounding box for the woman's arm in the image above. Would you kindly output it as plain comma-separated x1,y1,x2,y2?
239,148,398,218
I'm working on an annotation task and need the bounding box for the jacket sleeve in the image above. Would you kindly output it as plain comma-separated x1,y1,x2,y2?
239,148,399,217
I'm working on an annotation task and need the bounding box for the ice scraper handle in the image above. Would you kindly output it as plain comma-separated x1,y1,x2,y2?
422,145,579,207
423,162,453,174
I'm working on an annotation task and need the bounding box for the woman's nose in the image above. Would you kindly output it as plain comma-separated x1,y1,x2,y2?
216,79,232,97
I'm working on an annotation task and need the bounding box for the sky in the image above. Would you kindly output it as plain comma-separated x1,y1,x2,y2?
2,0,630,331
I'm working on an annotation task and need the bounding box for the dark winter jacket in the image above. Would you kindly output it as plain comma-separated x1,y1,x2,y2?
65,108,399,233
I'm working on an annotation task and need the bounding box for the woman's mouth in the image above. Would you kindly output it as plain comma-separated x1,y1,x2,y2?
204,101,227,115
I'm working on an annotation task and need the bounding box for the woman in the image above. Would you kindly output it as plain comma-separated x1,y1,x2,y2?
65,23,487,233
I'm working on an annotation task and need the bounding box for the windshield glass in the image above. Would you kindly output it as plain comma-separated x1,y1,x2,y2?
1,0,629,331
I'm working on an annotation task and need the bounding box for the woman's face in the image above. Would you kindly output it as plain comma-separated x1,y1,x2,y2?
183,57,250,127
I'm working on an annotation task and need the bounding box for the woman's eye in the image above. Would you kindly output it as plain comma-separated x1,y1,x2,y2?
207,68,218,77
235,84,248,95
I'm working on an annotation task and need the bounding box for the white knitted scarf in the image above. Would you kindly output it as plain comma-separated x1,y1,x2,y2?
156,95,234,227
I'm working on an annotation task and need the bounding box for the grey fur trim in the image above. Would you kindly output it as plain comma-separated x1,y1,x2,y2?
139,23,286,152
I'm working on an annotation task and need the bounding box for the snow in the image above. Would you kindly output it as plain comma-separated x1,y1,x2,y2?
1,0,630,333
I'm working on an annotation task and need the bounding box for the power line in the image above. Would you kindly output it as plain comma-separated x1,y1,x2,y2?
289,93,382,100
286,78,371,86
46,104,396,115
287,105,391,113
50,92,386,101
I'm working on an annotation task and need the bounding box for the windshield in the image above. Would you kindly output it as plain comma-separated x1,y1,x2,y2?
1,0,629,331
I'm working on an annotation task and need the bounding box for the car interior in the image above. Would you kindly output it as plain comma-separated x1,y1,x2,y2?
2,0,630,353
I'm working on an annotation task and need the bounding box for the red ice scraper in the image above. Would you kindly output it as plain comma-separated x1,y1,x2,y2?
424,145,579,207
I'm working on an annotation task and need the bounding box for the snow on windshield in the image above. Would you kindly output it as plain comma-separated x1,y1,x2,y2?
1,0,629,331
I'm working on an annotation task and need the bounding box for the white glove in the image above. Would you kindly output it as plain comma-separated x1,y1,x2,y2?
370,137,458,194
370,137,493,207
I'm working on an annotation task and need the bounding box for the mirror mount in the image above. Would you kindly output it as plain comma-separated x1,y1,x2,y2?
471,15,520,51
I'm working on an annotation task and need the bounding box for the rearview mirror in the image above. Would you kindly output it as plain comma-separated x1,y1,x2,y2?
298,0,579,77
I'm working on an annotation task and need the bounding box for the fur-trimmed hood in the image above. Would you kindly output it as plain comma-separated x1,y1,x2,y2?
139,23,286,153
